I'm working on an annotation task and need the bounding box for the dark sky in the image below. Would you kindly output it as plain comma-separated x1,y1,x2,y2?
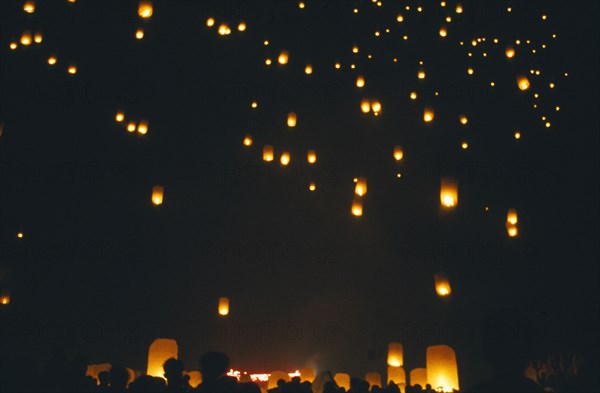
0,0,598,388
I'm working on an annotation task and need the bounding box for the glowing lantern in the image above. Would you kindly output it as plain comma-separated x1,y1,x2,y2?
251,101,258,108
67,65,77,74
426,345,459,392
268,371,290,390
115,111,125,122
440,178,458,208
334,373,350,391
461,142,469,150
47,56,57,65
127,121,137,132
410,368,428,387
305,64,313,75
147,338,178,378
187,371,202,388
439,27,447,37
263,145,274,162
287,112,297,127
424,107,435,123
418,69,426,79
309,182,316,191
507,209,518,225
135,29,144,39
243,135,253,146
0,291,10,305
387,366,406,385
455,4,463,13
33,32,42,43
467,67,474,75
517,76,530,91
364,372,382,388
151,185,164,205
24,1,35,13
356,76,365,88
9,42,17,50
300,368,315,382
506,222,518,237
360,99,371,113
393,146,404,161
138,1,153,18
17,232,24,238
137,120,148,135
237,22,246,32
514,131,521,139
351,197,363,217
86,364,112,381
387,342,404,367
434,273,452,296
218,297,229,316
410,92,417,100
371,100,382,114
218,24,231,35
307,150,317,164
280,151,290,166
459,115,468,125
278,51,289,65
355,177,367,196
20,31,32,46
506,47,515,58
206,18,215,27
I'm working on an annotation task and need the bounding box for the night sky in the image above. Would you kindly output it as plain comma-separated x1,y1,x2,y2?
0,0,598,388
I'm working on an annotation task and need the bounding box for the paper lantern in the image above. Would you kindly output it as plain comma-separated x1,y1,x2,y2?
33,32,42,43
218,297,229,316
439,27,447,37
127,121,137,133
17,232,24,239
268,371,290,390
86,364,112,382
387,342,403,367
387,366,406,385
334,373,350,391
352,45,359,53
187,371,202,388
371,100,382,113
151,185,164,205
351,197,363,217
355,177,367,196
137,120,148,135
307,150,317,164
517,76,530,91
263,145,274,162
115,111,125,122
67,65,77,74
459,115,468,125
424,107,435,123
418,69,426,79
393,146,404,161
138,1,153,18
237,22,246,32
287,112,297,127
410,368,428,388
300,368,315,382
147,338,178,378
218,24,231,35
360,99,371,113
48,56,57,65
20,31,32,46
434,273,452,296
440,178,458,208
309,182,316,191
0,291,10,305
506,221,518,237
426,345,459,392
506,47,515,58
280,151,291,166
23,1,35,13
304,64,313,75
364,372,382,388
135,29,144,39
9,42,17,50
278,51,289,65
356,76,365,88
243,135,253,146
507,208,518,225
206,18,215,27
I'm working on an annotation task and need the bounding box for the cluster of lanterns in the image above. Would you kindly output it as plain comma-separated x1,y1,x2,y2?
115,111,149,135
506,208,519,237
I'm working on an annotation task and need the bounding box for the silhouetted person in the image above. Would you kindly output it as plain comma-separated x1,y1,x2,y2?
98,371,110,392
163,357,187,392
64,355,96,392
348,378,368,393
465,308,543,392
0,357,40,392
385,381,400,393
196,351,237,392
323,380,339,393
129,375,167,392
238,381,262,393
109,365,130,392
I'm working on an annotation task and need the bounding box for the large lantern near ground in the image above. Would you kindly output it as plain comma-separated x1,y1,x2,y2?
151,185,164,206
364,372,382,389
387,342,403,367
440,178,458,208
300,368,315,382
426,345,459,392
187,371,202,388
334,373,350,391
434,273,452,296
387,366,406,385
218,297,229,316
268,371,291,390
147,338,178,378
410,368,428,388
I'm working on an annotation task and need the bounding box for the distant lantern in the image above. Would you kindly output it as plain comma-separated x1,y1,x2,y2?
334,373,351,391
439,27,447,37
434,273,452,296
351,197,363,217
514,131,521,139
461,141,469,150
517,76,530,91
237,22,246,32
138,1,153,18
360,99,371,113
251,101,258,108
206,17,215,27
278,50,289,65
268,371,291,390
352,45,359,53
263,145,274,162
280,151,291,166
418,69,426,79
387,342,404,367
126,121,137,132
300,368,315,383
424,107,435,123
147,338,178,378
33,32,43,43
364,372,382,389
24,1,35,13
287,112,297,127
115,111,125,122
17,232,24,238
467,67,474,75
356,76,365,88
507,209,518,225
459,115,468,125
410,368,428,388
393,146,404,161
455,4,463,13
218,297,229,316
426,345,459,392
218,24,231,35
137,120,149,135
506,221,518,237
440,178,458,208
307,150,317,164
0,291,10,305
47,56,57,65
67,65,77,74
387,366,406,385
410,92,417,100
151,185,164,205
371,100,382,114
305,64,313,75
136,29,144,39
309,182,316,191
355,177,367,196
20,31,32,46
9,42,18,50
505,46,515,58
243,135,253,146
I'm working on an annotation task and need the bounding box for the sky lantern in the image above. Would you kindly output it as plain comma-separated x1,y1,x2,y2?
307,150,317,164
67,65,77,74
115,111,124,122
300,368,315,383
434,273,452,296
17,232,24,239
410,368,428,388
506,222,518,237
364,372,382,389
305,64,313,74
206,18,215,27
355,177,367,196
20,31,32,46
426,345,459,392
268,371,290,390
218,297,229,316
218,24,231,35
459,115,468,125
127,121,137,132
135,29,144,39
360,99,371,113
334,374,350,391
351,197,363,217
237,22,246,32
0,290,10,305
356,75,365,88
507,209,518,225
418,69,426,79
263,145,274,162
506,46,515,58
309,182,316,191
387,366,406,385
287,112,297,127
410,92,417,100
151,185,164,205
138,1,153,18
137,119,148,135
33,32,43,43
278,50,289,65
147,338,178,378
439,26,447,37
9,42,18,50
23,1,35,13
243,135,253,146
517,76,530,91
393,146,404,161
187,371,202,388
440,178,458,208
387,342,403,367
424,107,434,122
371,100,382,114
47,56,57,65
280,151,291,166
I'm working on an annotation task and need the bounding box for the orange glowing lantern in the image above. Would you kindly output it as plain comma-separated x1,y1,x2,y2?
426,345,459,392
187,371,202,388
0,291,10,305
9,42,18,50
147,338,178,378
371,100,382,114
137,120,148,135
218,297,229,316
300,368,315,382
388,342,404,367
459,115,468,125
287,112,297,127
517,76,530,91
263,145,274,162
434,273,452,296
280,151,291,166
355,177,367,196
86,364,112,382
33,32,43,43
424,107,435,123
506,47,515,58
206,17,215,27
307,150,317,164
268,371,290,390
23,1,35,13
47,56,57,65
305,64,313,75
440,178,458,208
138,1,153,18
506,221,518,237
418,69,426,79
115,111,125,122
507,208,518,225
387,366,406,385
356,76,365,88
135,29,144,39
67,65,77,74
393,146,404,161
151,185,164,205
334,373,350,390
278,51,289,65
365,372,382,389
127,121,137,133
20,31,32,46
410,368,428,388
309,182,316,191
243,135,253,146
360,99,371,113
351,197,363,217
439,27,447,37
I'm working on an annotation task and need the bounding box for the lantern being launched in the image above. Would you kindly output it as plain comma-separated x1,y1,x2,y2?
147,338,178,378
355,177,367,196
440,178,458,208
426,345,459,392
334,374,351,391
364,372,382,389
387,342,404,367
434,273,452,296
151,185,164,206
387,366,406,385
410,368,428,388
138,1,153,18
218,297,229,316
